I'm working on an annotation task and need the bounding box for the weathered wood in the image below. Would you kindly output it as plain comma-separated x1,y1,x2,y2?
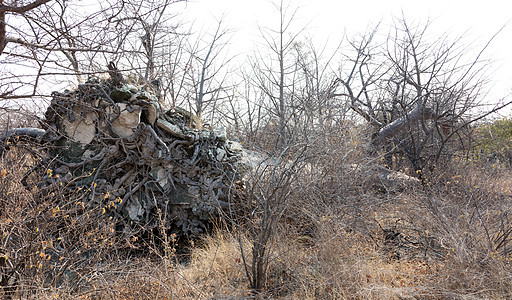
0,127,46,155
372,105,435,146
0,127,46,140
0,75,246,238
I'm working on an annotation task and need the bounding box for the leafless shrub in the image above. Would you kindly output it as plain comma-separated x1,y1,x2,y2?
225,144,308,294
0,146,122,298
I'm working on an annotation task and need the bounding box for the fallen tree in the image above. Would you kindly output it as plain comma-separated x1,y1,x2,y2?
1,74,246,238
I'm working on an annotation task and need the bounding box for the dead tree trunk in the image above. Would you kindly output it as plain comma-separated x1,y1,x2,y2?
372,104,435,147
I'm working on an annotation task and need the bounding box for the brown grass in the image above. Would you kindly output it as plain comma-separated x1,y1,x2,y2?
2,125,512,299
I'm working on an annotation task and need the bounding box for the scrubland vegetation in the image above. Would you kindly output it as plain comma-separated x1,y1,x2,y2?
2,0,512,299
3,116,512,299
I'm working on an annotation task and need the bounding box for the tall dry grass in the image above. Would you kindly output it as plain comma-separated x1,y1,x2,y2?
2,120,512,299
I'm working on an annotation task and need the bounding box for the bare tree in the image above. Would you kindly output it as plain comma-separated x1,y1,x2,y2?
248,0,307,150
107,1,233,120
1,0,53,106
333,18,511,177
288,37,347,140
233,146,307,293
0,0,134,106
184,19,233,120
0,0,52,54
19,0,132,83
110,0,181,81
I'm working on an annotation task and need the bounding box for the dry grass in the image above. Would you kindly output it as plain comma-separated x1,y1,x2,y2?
2,125,512,299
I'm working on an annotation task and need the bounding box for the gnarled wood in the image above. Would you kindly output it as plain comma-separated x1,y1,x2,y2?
372,105,436,146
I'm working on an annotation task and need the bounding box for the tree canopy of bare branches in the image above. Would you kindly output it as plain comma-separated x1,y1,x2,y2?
332,18,511,177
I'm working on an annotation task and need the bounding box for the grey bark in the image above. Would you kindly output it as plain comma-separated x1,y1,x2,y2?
0,128,47,155
0,127,46,141
372,104,435,146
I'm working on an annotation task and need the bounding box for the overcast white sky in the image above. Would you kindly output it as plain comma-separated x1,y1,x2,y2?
177,0,512,106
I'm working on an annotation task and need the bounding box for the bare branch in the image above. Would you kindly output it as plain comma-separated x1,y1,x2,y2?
0,0,52,13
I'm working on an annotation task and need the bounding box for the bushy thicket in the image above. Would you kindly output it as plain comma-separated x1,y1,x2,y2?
3,113,512,298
